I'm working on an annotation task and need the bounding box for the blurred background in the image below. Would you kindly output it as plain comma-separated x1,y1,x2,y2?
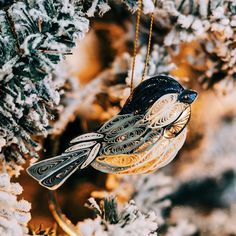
7,1,236,235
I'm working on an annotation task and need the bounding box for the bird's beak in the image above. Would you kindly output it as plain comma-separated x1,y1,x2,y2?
187,90,198,104
178,90,198,104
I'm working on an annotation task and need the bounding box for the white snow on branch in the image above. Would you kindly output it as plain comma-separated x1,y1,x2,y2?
0,172,31,236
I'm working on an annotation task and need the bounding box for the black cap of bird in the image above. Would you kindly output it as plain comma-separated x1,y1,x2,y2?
27,74,198,190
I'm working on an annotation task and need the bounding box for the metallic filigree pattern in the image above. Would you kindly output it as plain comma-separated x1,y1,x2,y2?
27,133,104,189
27,149,90,189
114,128,187,175
120,75,185,115
144,93,188,128
164,106,191,139
27,75,197,190
91,95,191,174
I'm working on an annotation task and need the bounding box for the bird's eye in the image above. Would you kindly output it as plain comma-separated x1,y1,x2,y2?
184,95,188,99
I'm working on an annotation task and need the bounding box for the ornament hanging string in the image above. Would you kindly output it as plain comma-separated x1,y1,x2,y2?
130,0,142,92
130,0,156,93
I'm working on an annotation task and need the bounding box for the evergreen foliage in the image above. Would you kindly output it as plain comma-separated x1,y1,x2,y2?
0,0,89,167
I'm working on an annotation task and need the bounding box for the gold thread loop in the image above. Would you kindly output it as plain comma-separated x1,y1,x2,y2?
142,2,156,82
130,0,156,93
130,0,142,92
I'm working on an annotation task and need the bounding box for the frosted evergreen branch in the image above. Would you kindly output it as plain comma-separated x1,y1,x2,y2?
122,0,138,12
0,172,31,236
155,0,236,88
78,196,159,236
122,0,235,89
0,0,89,170
0,0,14,9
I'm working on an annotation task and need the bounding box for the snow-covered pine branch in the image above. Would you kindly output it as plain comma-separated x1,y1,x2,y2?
78,197,159,236
122,0,236,89
0,0,90,171
0,172,31,236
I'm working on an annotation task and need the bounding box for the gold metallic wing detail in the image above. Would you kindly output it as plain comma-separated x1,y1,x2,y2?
117,159,157,175
149,128,187,171
96,154,140,167
116,128,187,175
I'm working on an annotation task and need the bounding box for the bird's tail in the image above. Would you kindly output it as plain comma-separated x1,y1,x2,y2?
27,133,103,190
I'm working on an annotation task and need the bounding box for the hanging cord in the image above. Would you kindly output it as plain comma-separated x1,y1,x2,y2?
130,0,142,92
142,1,156,81
130,0,156,93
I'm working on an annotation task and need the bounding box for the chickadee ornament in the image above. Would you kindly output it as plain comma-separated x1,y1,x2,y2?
27,75,197,190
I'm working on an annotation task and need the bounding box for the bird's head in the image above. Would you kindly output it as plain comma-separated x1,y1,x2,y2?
120,74,197,115
120,74,198,138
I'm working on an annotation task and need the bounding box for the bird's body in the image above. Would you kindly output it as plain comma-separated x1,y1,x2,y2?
27,75,197,190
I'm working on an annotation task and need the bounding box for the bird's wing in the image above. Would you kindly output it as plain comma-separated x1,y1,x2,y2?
98,114,162,155
116,128,187,175
97,93,188,156
93,114,163,172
